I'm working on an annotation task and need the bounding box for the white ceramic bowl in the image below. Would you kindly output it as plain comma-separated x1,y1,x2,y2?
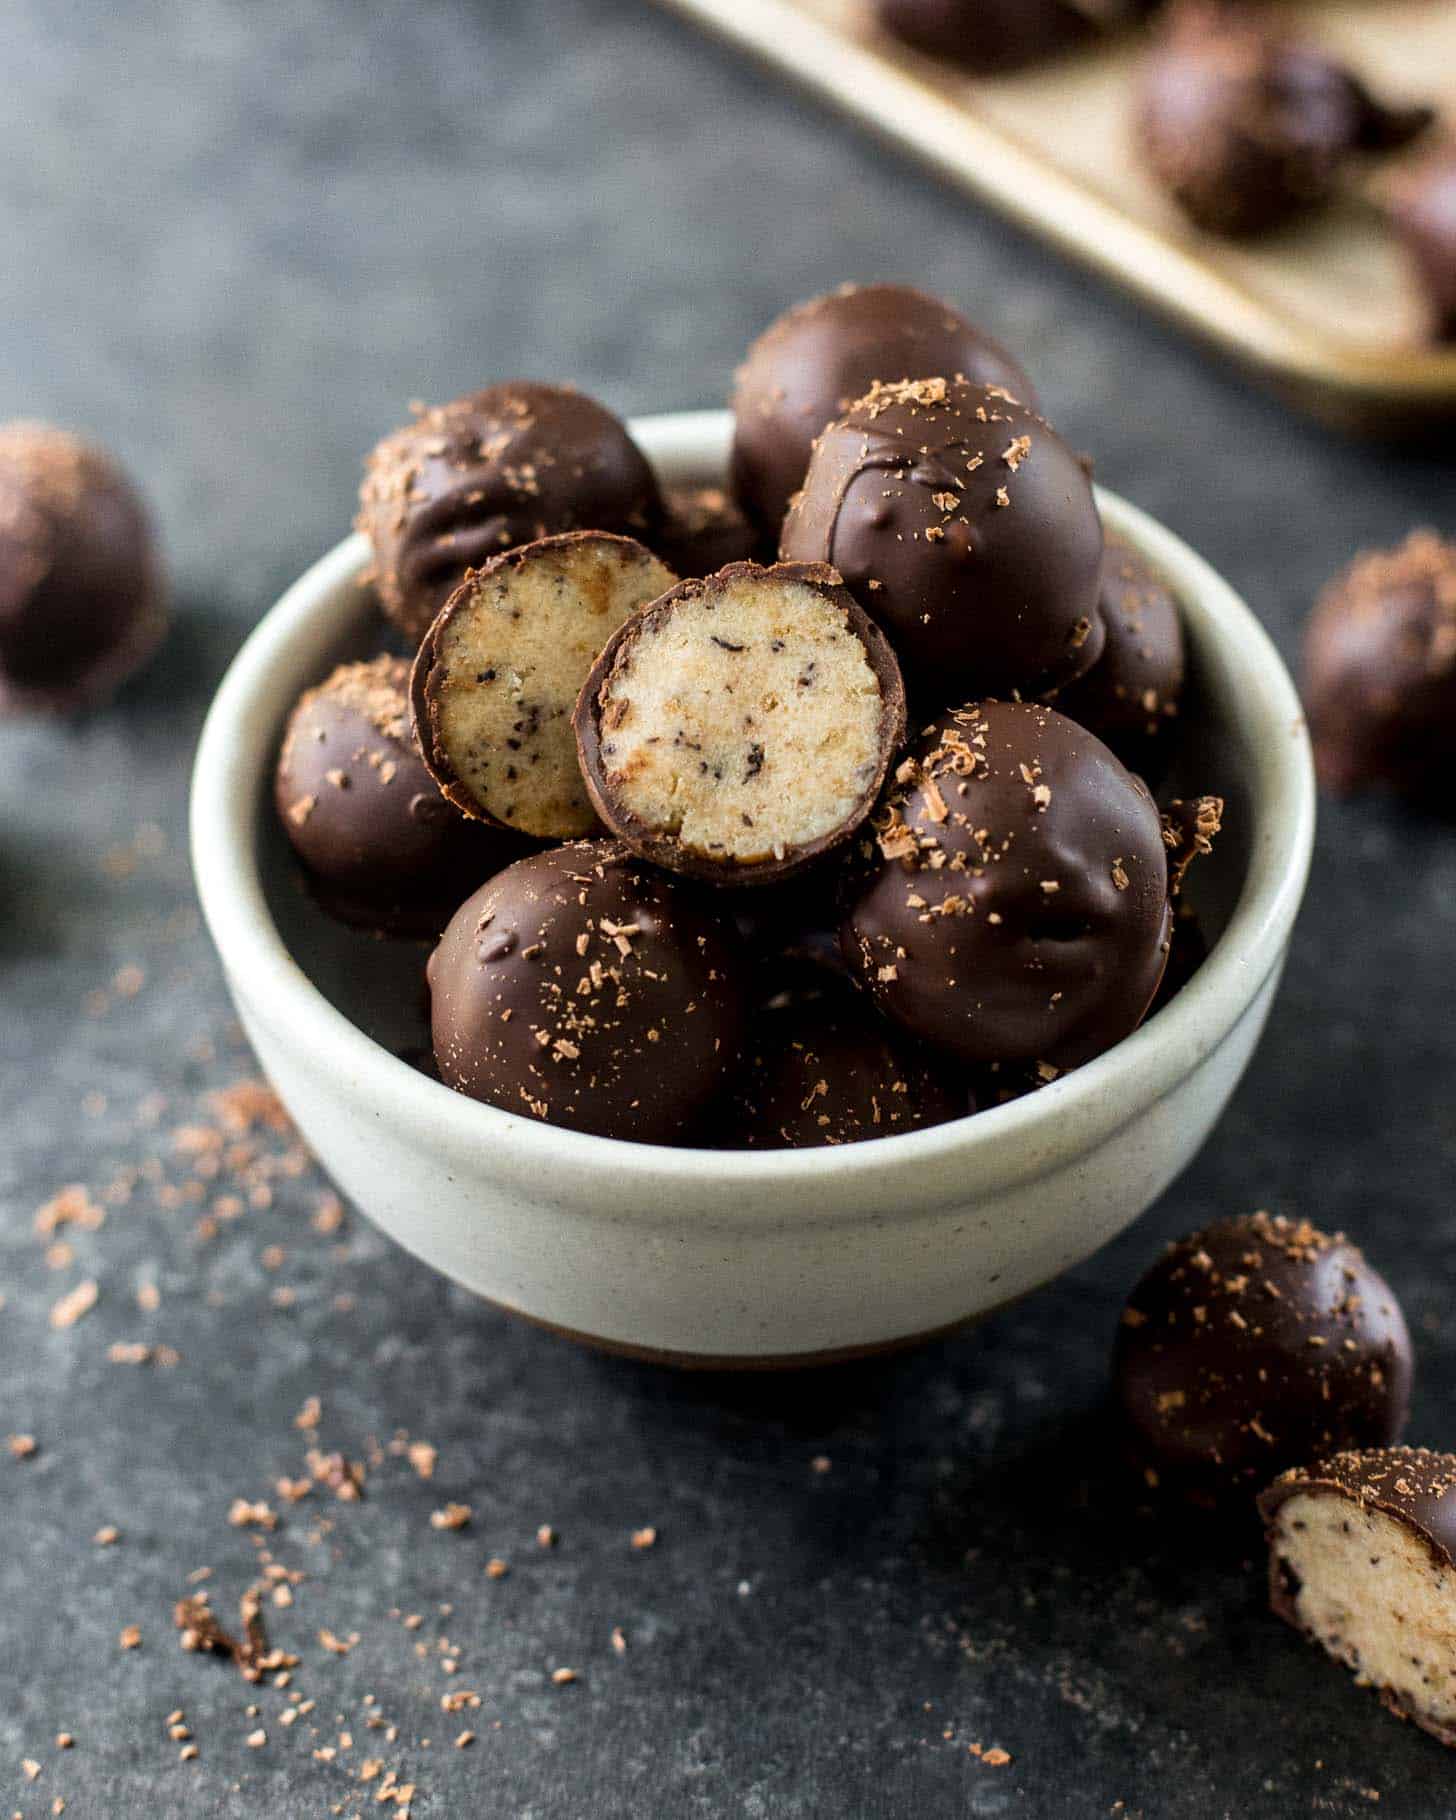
191,409,1315,1365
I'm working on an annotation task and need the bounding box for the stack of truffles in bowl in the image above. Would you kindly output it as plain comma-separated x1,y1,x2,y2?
273,285,1221,1149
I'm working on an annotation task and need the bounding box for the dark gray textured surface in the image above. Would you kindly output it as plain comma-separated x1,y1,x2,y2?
2,2,1454,1814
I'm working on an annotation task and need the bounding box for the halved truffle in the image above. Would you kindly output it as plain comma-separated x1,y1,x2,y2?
412,532,677,841
1260,1448,1456,1747
780,378,1105,707
1115,1211,1413,1508
0,421,167,714
575,561,907,885
840,701,1190,1070
274,656,523,937
730,284,1034,538
357,383,661,643
426,839,746,1143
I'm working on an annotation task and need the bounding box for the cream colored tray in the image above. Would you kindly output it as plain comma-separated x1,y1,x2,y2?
659,0,1456,434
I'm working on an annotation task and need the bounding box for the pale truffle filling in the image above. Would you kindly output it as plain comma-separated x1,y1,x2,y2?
1272,1492,1456,1730
431,539,674,838
594,577,887,863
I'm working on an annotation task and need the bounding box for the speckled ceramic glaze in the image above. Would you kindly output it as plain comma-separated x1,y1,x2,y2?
191,411,1314,1364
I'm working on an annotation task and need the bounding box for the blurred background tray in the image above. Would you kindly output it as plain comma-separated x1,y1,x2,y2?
658,0,1456,435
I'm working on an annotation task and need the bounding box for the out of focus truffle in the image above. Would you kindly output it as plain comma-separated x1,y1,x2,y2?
876,0,1153,73
1138,4,1432,237
781,378,1104,705
656,485,761,576
0,421,166,713
730,284,1033,538
1115,1210,1413,1508
1391,147,1456,342
275,656,520,937
1302,530,1456,798
358,383,661,642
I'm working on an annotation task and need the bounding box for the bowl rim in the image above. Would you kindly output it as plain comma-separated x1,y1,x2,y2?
189,408,1315,1220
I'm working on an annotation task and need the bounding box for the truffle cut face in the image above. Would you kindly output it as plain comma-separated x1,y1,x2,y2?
412,532,676,840
780,378,1104,705
1262,1450,1456,1747
729,283,1034,537
841,701,1173,1070
576,562,906,882
426,839,746,1143
357,383,662,642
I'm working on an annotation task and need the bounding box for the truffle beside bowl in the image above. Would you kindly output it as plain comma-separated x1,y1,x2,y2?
190,410,1314,1366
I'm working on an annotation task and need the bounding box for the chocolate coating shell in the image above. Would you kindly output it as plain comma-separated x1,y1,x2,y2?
725,985,970,1148
1056,537,1184,776
0,421,166,714
656,485,762,577
357,383,662,643
1302,531,1456,798
1260,1448,1456,1574
427,839,746,1143
1392,149,1456,343
730,285,1034,538
1139,5,1432,237
841,701,1171,1070
274,656,522,937
1115,1211,1413,1509
780,379,1105,705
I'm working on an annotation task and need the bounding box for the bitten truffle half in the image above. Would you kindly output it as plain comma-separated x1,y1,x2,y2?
427,840,746,1143
780,378,1105,706
1302,531,1456,798
841,701,1202,1071
357,383,662,642
575,561,907,885
1115,1211,1413,1508
0,421,167,714
411,532,677,841
1138,3,1432,238
730,283,1034,538
275,656,522,937
1261,1449,1456,1748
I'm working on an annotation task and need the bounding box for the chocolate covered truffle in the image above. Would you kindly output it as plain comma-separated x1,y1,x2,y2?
427,839,746,1142
656,485,761,577
411,532,677,841
780,378,1104,705
575,561,907,885
274,656,519,937
1138,4,1432,237
1056,538,1184,774
725,984,969,1148
1114,1211,1413,1508
358,383,661,642
876,0,1150,73
1260,1449,1456,1747
1391,148,1456,343
1302,531,1456,798
841,702,1183,1070
730,284,1033,538
0,421,166,713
